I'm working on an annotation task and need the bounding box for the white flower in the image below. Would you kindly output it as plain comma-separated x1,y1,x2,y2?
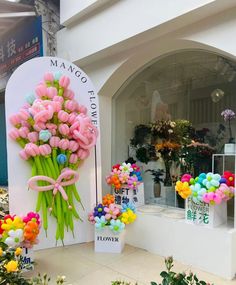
5,229,23,247
119,162,133,173
168,129,173,133
170,122,176,128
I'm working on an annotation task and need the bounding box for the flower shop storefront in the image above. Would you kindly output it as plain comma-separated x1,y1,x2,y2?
112,50,236,279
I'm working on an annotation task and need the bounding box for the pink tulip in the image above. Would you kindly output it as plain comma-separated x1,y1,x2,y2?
53,96,64,104
9,128,20,140
21,121,30,128
58,139,69,150
34,122,46,132
77,148,90,160
18,109,30,121
25,143,40,157
77,104,87,115
58,110,69,122
65,100,78,112
18,127,30,139
68,113,77,125
69,154,78,164
58,124,70,136
49,136,60,148
52,101,62,113
46,87,57,99
68,140,79,152
28,132,39,143
44,72,54,82
46,123,57,131
9,114,21,126
59,75,70,88
39,144,52,156
35,84,47,98
19,149,30,160
64,89,75,100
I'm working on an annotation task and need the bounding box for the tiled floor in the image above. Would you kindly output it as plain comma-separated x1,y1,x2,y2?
27,242,236,285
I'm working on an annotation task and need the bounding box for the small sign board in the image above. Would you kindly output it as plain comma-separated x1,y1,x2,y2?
95,227,125,253
114,183,145,208
185,197,227,227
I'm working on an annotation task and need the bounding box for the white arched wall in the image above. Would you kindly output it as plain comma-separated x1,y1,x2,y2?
88,38,236,193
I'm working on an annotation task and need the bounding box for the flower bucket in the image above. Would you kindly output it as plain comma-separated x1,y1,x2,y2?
114,183,144,207
94,227,125,253
185,197,227,227
20,247,34,271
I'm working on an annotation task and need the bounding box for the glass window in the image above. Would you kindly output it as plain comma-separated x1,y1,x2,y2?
112,50,236,218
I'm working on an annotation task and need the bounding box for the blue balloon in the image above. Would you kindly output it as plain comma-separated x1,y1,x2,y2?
57,154,67,165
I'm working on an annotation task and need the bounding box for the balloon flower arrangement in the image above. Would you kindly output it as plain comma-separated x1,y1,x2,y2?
175,171,235,205
88,194,136,234
0,212,40,249
9,72,98,242
106,162,142,190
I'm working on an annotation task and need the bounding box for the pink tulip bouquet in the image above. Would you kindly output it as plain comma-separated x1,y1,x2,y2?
9,72,98,242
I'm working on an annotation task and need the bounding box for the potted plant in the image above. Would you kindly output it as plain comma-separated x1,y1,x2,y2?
146,169,164,198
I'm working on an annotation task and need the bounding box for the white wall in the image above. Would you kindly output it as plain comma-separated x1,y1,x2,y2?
58,0,220,65
58,1,236,193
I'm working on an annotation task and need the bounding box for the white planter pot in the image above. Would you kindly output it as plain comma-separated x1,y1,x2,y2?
20,247,34,271
224,143,235,154
95,227,125,253
185,197,227,227
114,183,145,207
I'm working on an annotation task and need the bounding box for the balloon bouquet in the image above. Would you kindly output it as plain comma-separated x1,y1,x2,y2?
9,72,98,242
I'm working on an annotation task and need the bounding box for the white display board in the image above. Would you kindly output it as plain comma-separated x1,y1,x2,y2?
5,56,101,249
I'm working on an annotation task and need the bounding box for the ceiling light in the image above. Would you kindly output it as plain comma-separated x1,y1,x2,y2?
5,0,20,2
211,89,224,103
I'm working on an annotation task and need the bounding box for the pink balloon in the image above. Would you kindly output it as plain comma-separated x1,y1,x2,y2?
18,109,30,121
58,139,70,150
49,136,60,148
68,140,79,152
47,87,57,99
9,114,21,126
68,113,77,125
59,75,70,88
18,127,30,139
28,132,39,143
25,143,40,157
39,144,52,156
58,110,69,122
69,153,78,164
44,72,54,82
9,128,20,140
59,124,70,136
35,84,47,98
53,95,64,104
19,149,30,160
64,89,75,100
65,100,78,112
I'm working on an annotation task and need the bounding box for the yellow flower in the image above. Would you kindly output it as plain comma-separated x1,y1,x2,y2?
15,247,22,256
120,209,136,224
1,217,24,232
0,247,3,257
175,181,191,199
4,260,18,273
